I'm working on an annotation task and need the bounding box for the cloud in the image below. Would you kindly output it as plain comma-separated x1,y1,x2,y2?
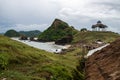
0,24,48,33
0,0,120,33
0,0,60,24
57,0,120,19
56,0,120,32
12,24,49,31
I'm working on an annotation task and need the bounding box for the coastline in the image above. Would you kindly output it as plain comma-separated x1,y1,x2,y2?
11,37,71,53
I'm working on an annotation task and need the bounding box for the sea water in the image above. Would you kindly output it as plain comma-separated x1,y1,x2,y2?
11,38,67,53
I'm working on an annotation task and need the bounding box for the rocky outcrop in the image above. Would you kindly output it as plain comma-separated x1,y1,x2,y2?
55,34,73,45
85,38,120,80
19,35,28,40
29,37,34,41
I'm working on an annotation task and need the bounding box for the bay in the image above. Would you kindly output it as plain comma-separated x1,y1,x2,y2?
11,38,69,53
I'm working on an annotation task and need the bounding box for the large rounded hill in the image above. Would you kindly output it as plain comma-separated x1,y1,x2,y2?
4,29,20,37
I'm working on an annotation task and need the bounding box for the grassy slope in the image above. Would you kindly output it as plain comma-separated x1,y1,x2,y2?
73,31,120,44
0,31,119,80
0,35,82,80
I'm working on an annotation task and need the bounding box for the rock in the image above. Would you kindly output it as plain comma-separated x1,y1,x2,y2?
19,35,28,40
55,34,73,45
29,37,34,41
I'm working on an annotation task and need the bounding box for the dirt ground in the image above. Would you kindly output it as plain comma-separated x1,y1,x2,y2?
85,38,120,80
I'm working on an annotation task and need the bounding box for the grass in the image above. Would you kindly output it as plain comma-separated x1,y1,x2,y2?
0,35,82,80
73,31,120,44
0,31,119,80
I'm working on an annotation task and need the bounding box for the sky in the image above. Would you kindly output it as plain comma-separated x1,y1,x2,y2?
0,0,120,33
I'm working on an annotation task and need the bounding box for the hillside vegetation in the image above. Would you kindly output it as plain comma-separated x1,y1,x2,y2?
0,35,84,80
73,31,120,44
1,29,120,80
38,19,78,41
4,29,20,37
4,30,41,37
19,30,41,37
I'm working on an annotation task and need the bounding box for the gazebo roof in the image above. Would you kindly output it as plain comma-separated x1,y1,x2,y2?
97,20,102,24
91,21,108,28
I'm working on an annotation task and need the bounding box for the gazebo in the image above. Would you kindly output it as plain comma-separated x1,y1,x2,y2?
92,21,108,31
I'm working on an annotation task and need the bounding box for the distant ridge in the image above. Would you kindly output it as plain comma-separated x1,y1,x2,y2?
19,30,41,37
4,30,41,37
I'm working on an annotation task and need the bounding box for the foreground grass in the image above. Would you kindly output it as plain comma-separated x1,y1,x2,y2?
0,35,82,80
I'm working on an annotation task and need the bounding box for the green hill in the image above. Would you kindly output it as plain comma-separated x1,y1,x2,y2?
0,35,83,80
4,29,20,37
73,31,120,44
19,30,41,37
38,19,78,41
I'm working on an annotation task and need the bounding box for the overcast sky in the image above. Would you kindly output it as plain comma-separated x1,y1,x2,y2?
0,0,120,33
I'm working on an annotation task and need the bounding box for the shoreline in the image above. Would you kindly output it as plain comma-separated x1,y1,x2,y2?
11,37,71,53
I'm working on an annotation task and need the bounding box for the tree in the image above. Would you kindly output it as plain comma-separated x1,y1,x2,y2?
80,28,87,32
